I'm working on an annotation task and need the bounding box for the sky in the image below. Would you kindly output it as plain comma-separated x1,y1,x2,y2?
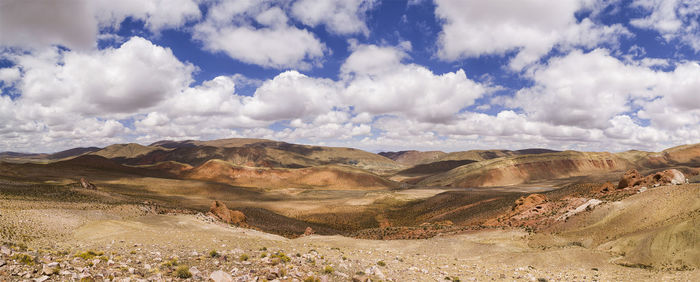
1,0,700,153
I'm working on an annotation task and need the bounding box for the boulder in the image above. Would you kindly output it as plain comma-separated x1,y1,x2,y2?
618,169,643,189
649,169,686,186
593,182,615,194
303,226,314,236
209,201,246,226
618,169,687,189
79,177,96,190
512,194,548,214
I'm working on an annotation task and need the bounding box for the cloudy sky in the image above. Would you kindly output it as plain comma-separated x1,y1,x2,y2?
1,0,700,153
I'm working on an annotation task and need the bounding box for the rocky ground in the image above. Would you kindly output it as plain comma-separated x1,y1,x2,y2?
1,169,699,281
2,208,699,281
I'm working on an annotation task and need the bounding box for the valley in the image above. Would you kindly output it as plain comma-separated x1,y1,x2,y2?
1,138,699,280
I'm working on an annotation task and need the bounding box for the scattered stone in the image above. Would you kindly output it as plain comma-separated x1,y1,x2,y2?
41,264,54,275
34,275,50,282
0,245,10,256
210,270,233,282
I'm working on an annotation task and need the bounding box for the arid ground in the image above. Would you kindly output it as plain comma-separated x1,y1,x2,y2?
1,138,699,281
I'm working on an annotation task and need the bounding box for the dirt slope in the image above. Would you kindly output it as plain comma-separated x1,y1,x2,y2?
183,159,397,190
97,139,401,173
545,184,700,269
378,150,447,166
419,151,632,187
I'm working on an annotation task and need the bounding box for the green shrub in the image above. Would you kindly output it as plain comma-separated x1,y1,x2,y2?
175,265,192,278
271,251,291,263
11,253,35,265
377,260,386,267
323,265,334,274
240,254,249,261
75,250,103,260
209,250,220,258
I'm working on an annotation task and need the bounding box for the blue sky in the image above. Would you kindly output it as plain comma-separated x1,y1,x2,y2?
1,0,700,153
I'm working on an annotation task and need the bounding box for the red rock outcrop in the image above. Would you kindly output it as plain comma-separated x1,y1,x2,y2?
303,227,314,236
79,177,97,190
209,201,246,226
512,194,548,214
618,169,687,189
618,169,644,189
592,182,616,194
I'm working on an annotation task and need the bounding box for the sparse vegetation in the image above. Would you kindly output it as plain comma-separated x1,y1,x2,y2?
162,258,178,267
175,265,192,278
11,253,35,265
323,265,334,274
303,276,320,282
377,260,386,266
240,254,249,261
75,250,103,260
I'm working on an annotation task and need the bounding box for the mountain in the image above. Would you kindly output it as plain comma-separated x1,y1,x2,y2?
418,151,633,187
47,147,101,159
90,138,401,173
378,150,446,166
183,159,397,190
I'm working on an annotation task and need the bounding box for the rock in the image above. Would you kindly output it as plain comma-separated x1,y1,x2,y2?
592,182,615,194
0,259,5,267
637,186,647,193
209,201,247,226
303,226,315,236
0,245,10,256
365,266,385,279
79,177,97,190
189,266,200,277
618,169,643,189
34,275,50,282
209,270,233,282
558,199,603,220
42,264,55,275
512,194,548,213
618,169,686,189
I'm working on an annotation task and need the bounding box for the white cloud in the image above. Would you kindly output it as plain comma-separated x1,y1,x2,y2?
434,0,630,70
0,0,99,50
630,0,700,50
343,44,489,123
507,49,658,129
11,37,195,116
0,0,200,50
193,1,326,69
290,0,375,36
94,0,201,34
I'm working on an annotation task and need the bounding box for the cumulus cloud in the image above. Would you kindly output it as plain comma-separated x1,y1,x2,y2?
507,49,658,129
10,37,195,116
342,44,490,123
0,0,200,50
630,0,700,50
0,0,99,50
434,0,630,70
290,0,376,36
193,1,326,69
